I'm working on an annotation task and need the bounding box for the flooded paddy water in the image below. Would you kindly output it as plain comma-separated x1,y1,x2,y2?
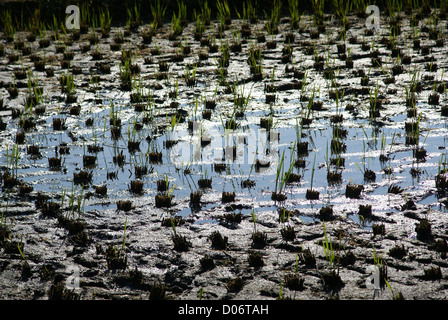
1,0,448,300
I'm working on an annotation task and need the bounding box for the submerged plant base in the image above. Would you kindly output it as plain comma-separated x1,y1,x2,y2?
130,180,144,194
48,157,61,169
83,155,97,167
414,147,427,161
219,213,242,226
389,244,407,259
299,248,316,267
241,179,255,188
48,281,80,300
388,185,404,194
157,179,168,192
327,171,342,184
321,270,345,291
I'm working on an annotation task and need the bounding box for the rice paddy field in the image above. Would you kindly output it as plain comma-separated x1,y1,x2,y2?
1,0,448,301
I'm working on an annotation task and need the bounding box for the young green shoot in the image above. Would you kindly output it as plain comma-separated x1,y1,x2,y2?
250,209,257,233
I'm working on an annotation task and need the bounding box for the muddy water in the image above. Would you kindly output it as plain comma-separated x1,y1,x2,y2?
1,10,448,300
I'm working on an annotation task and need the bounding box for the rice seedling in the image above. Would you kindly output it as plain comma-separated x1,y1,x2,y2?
170,10,184,38
99,7,112,37
306,153,319,200
171,218,191,252
177,0,188,26
216,0,231,27
272,149,287,201
311,0,325,27
280,210,296,241
193,9,206,40
383,278,405,300
155,177,175,208
197,0,212,27
6,144,20,178
264,0,281,35
244,0,259,24
222,191,235,203
15,235,31,277
388,244,407,260
288,0,301,29
320,225,344,290
345,182,363,199
371,223,386,238
248,43,263,76
322,222,337,269
210,230,228,250
49,14,61,42
226,276,243,293
126,1,141,31
0,192,12,244
198,254,216,273
1,10,15,41
415,218,432,241
368,81,381,119
422,265,443,280
59,70,77,103
250,210,267,248
248,250,264,267
130,179,144,195
184,64,197,87
105,218,128,270
149,0,167,29
284,264,305,291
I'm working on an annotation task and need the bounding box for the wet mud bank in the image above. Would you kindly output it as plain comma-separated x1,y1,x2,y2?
1,1,448,300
